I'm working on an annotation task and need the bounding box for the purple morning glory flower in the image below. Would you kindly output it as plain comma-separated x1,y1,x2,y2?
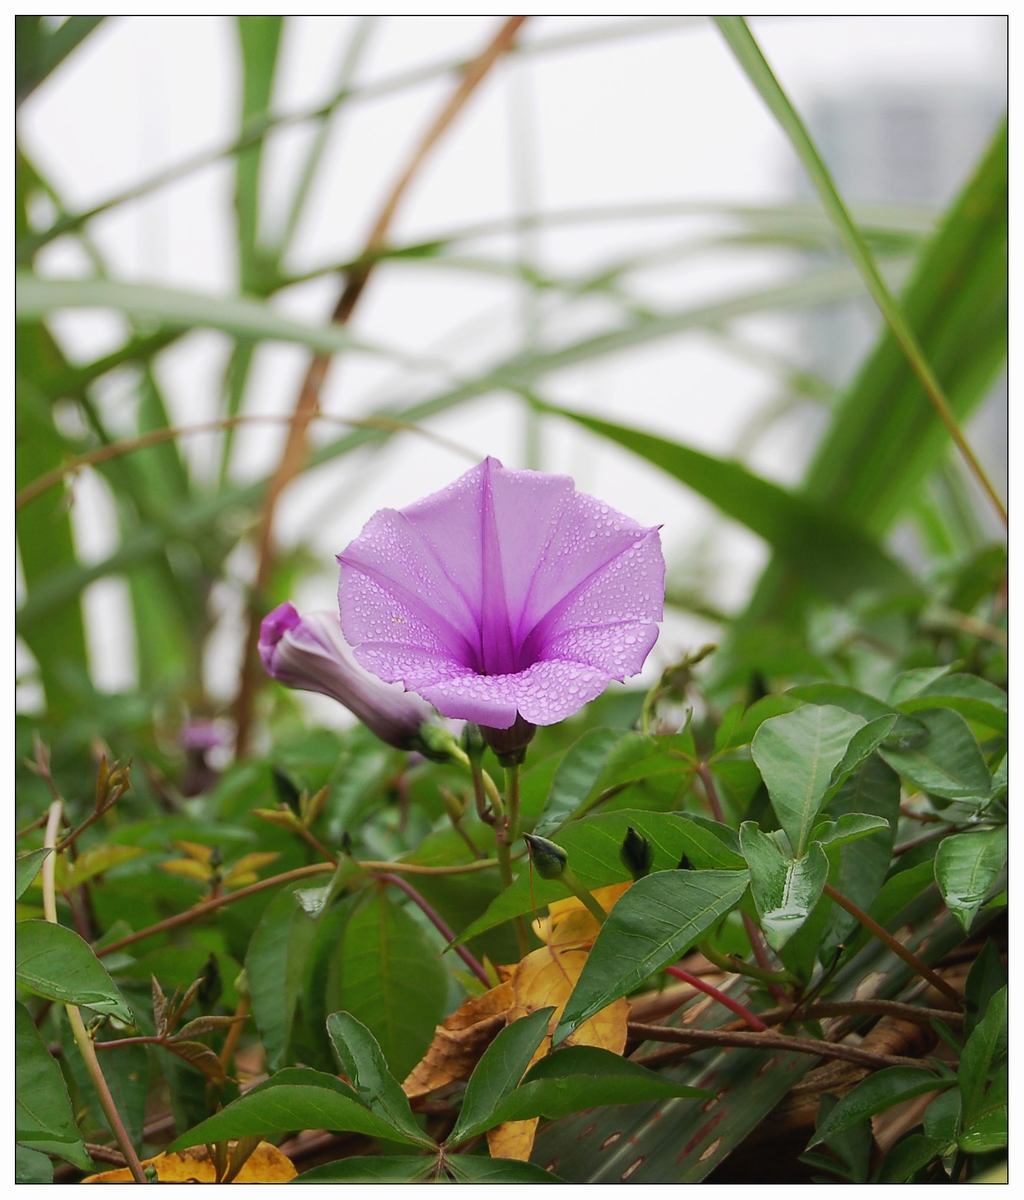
337,457,664,733
259,602,433,750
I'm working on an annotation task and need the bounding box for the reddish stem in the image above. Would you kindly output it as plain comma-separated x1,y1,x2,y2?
665,965,768,1032
377,872,490,987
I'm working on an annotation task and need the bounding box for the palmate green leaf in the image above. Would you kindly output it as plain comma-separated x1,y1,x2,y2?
897,673,1007,735
739,823,828,950
488,1045,707,1126
809,813,890,850
325,888,447,1081
15,1003,91,1170
246,883,319,1071
169,1076,408,1151
445,1156,563,1183
880,708,991,803
16,848,50,898
16,920,133,1021
446,1009,553,1147
934,829,1007,933
751,704,867,855
326,1012,434,1149
534,728,697,835
809,1067,949,1148
555,869,749,1041
295,1156,436,1183
539,403,916,607
821,757,900,954
958,986,1007,1149
458,810,744,943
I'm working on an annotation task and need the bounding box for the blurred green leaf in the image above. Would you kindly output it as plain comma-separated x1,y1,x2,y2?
15,1003,91,1169
16,16,105,104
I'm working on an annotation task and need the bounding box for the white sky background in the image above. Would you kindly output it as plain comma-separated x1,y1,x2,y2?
18,15,1008,722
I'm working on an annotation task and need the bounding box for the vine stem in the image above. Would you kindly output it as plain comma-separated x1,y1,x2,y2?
628,1020,930,1072
823,884,962,1007
500,763,529,957
376,873,489,987
664,965,767,1031
95,856,498,959
42,802,147,1183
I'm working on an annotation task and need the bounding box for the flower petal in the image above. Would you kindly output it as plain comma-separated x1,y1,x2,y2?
421,659,611,728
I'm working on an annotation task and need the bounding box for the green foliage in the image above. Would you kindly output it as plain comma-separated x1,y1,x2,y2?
14,12,1005,1186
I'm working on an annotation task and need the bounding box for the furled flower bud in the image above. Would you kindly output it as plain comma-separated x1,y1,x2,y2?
619,825,653,880
523,832,568,880
259,603,434,751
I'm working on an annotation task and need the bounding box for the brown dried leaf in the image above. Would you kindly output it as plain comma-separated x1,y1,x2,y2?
403,980,513,1099
173,1014,247,1041
81,1142,296,1183
165,1039,227,1084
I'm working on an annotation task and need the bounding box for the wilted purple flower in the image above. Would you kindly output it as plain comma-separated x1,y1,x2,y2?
337,457,664,733
180,718,228,754
259,603,433,751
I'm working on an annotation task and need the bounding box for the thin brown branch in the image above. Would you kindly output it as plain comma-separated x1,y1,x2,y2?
95,855,498,958
823,883,962,1006
232,15,529,753
628,1021,931,1072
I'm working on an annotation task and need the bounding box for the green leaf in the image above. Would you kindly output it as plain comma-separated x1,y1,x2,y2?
446,1009,553,1147
958,985,1006,1130
16,847,50,898
810,813,890,849
739,823,828,950
810,1067,948,1147
934,828,1006,932
246,884,319,1070
964,941,1006,1039
898,673,1007,735
876,1133,947,1183
488,1045,707,1125
555,869,749,1040
15,1144,54,1184
539,403,916,605
446,1156,563,1183
880,707,991,802
788,683,892,722
458,810,743,943
295,1156,436,1183
715,17,1002,527
15,15,104,104
326,1011,433,1148
534,728,696,835
752,704,867,854
325,889,447,1081
823,715,898,802
59,844,144,891
15,920,133,1021
170,1074,408,1150
15,275,407,361
15,1003,91,1169
735,122,1006,630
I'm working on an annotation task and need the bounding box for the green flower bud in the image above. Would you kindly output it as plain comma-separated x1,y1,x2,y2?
620,825,653,880
523,832,568,880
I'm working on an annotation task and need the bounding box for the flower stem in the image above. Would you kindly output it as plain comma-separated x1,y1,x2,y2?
696,762,726,823
664,965,767,1031
377,872,490,987
562,868,609,926
823,883,962,1006
500,763,530,957
43,802,147,1184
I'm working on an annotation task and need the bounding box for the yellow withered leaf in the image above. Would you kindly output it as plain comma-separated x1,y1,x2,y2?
405,880,632,1162
81,1142,297,1184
